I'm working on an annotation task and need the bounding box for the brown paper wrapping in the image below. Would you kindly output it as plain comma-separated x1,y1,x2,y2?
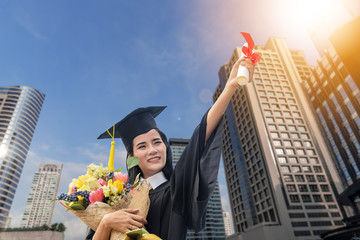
61,181,151,240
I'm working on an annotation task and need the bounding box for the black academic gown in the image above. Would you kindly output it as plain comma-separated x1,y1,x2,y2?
85,112,223,240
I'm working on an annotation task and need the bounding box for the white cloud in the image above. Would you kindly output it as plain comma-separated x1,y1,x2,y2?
40,144,50,151
13,13,47,41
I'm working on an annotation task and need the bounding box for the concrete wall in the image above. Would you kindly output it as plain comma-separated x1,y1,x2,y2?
0,231,64,240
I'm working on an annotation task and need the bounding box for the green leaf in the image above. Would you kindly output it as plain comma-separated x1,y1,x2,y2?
114,167,123,172
68,203,85,210
125,228,149,239
127,157,140,170
50,199,58,203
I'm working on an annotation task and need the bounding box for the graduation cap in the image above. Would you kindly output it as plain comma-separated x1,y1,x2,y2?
97,106,167,153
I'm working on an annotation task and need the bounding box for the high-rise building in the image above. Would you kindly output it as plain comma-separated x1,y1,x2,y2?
20,163,62,228
213,37,344,240
302,17,360,240
169,138,226,240
223,211,233,236
0,86,45,227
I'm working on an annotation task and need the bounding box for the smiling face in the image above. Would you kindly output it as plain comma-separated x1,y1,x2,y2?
132,129,167,179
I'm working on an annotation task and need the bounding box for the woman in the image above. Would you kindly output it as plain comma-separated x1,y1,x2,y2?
86,58,255,240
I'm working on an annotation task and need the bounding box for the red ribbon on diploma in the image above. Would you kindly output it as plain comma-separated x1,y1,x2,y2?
241,32,261,64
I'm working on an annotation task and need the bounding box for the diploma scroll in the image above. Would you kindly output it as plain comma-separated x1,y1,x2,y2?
236,42,250,86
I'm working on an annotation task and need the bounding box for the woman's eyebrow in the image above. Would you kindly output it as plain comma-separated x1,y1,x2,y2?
135,141,146,147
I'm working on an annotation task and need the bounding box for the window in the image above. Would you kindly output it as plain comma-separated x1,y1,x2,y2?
306,175,316,182
299,158,308,164
291,133,299,139
313,166,322,173
281,132,290,138
290,195,300,203
271,132,279,138
320,185,329,192
268,124,276,130
289,213,305,218
286,149,295,155
295,175,305,182
309,185,319,192
291,221,308,227
298,185,308,192
296,149,305,155
276,148,284,154
309,158,319,164
281,166,290,172
284,175,293,182
278,157,287,163
292,166,301,173
324,195,334,202
317,175,326,182
313,195,323,202
287,185,297,192
301,195,311,202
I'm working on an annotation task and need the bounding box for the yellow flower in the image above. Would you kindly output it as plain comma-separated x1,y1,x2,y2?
113,180,124,194
102,185,111,198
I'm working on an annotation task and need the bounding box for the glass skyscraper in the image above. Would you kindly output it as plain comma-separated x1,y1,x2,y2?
0,86,45,227
213,38,344,240
304,17,360,239
169,138,226,240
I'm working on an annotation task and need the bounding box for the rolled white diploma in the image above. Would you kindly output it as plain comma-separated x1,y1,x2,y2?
236,43,250,86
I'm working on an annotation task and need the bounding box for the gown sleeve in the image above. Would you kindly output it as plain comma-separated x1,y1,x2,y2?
170,110,223,232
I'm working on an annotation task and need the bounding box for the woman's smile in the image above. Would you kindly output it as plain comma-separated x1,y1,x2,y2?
132,129,167,179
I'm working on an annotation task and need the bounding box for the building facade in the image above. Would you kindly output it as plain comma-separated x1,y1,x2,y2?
223,211,233,236
20,163,62,228
0,86,45,227
169,138,226,240
303,17,360,240
213,37,344,240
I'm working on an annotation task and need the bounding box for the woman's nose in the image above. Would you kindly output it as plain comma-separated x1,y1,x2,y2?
148,145,157,154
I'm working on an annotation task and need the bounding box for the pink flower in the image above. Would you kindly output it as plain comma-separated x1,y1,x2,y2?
89,188,104,204
97,178,107,186
69,183,75,194
114,172,127,183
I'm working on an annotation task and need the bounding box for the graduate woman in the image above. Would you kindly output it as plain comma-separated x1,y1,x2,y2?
86,58,255,240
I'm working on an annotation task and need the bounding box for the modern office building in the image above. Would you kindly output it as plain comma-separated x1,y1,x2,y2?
302,17,360,240
213,37,344,240
20,163,62,228
169,138,226,240
0,86,45,227
223,211,233,236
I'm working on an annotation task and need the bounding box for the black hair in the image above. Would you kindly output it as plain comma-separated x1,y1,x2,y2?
126,129,173,184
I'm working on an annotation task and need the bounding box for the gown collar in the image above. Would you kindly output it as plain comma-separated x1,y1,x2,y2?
144,171,168,190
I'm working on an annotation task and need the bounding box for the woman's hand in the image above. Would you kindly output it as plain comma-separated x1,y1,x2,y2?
93,209,148,240
205,57,255,141
226,57,255,89
104,209,148,232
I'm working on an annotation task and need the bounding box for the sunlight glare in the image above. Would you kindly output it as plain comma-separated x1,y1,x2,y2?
290,0,338,27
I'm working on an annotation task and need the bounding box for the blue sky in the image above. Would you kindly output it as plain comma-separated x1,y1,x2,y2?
0,0,326,239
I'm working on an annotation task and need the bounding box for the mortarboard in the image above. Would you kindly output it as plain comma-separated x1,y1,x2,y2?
97,106,167,151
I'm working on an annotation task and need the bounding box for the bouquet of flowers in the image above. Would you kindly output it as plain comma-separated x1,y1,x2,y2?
54,155,151,240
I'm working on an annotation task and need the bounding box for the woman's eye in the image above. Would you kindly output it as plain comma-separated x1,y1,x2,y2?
138,145,145,149
154,141,162,145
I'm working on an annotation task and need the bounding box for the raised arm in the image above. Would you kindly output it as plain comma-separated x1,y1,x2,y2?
205,58,255,141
